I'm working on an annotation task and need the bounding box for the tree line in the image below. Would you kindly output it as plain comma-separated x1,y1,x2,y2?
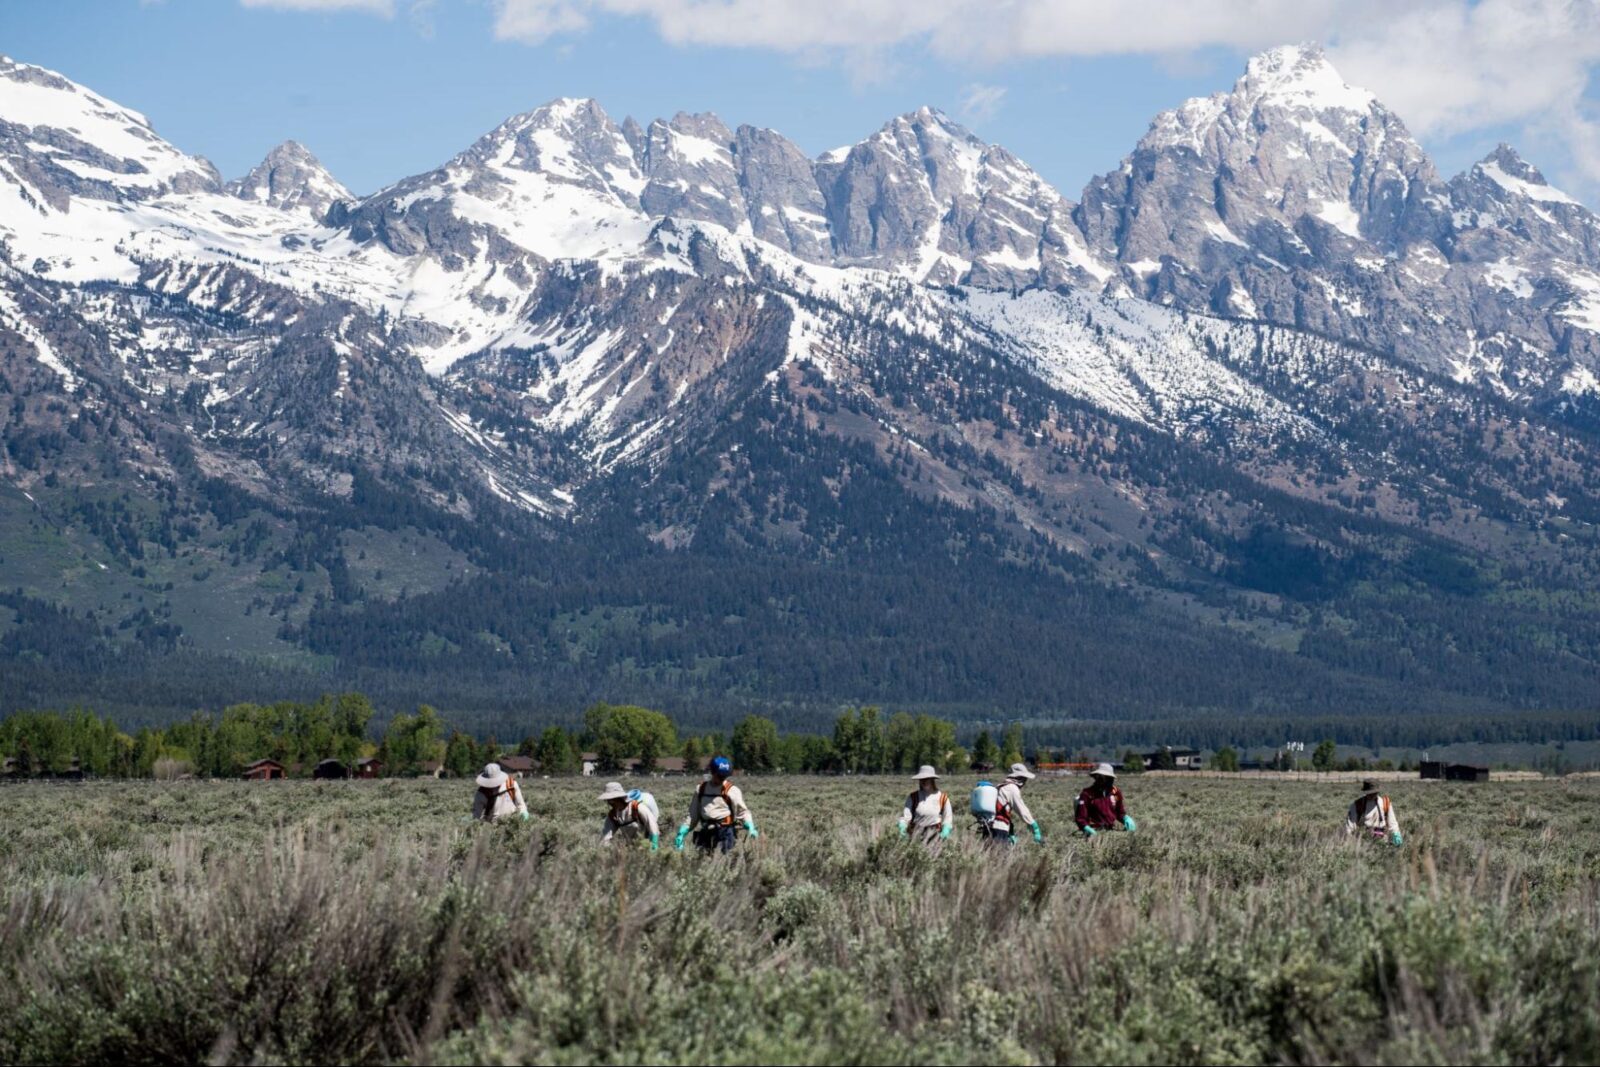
0,697,1057,780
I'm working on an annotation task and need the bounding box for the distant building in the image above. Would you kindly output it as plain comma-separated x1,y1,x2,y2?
1143,746,1203,770
242,758,286,781
354,757,383,779
418,760,445,779
1419,761,1445,780
498,755,536,778
312,759,349,780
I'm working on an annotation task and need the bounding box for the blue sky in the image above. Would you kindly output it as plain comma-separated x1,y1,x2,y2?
5,0,1597,204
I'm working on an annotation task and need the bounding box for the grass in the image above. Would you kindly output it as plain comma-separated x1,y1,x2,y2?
0,775,1596,1065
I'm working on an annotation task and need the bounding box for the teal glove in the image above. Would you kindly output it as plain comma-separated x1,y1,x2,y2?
899,824,909,838
650,832,660,851
674,825,690,850
743,819,759,839
1122,815,1137,833
519,811,530,822
1081,825,1097,837
1390,831,1403,847
1030,822,1044,844
939,824,952,840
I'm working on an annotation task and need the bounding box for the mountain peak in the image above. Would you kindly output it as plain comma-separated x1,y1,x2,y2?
229,139,351,220
1237,43,1376,112
1470,144,1580,207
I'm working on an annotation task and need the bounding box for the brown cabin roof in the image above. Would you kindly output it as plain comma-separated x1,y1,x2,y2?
243,758,285,770
499,755,536,772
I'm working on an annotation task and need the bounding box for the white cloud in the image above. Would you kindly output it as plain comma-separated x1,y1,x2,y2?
489,0,1600,192
239,0,396,13
959,82,1007,123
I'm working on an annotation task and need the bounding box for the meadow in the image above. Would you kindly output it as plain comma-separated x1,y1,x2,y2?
0,773,1596,1065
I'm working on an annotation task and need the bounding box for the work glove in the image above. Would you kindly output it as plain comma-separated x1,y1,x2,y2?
743,819,759,839
519,811,530,822
1030,822,1044,844
650,833,660,851
1081,825,1097,838
939,825,952,840
899,824,909,838
1389,831,1403,847
1122,815,1137,833
674,825,690,850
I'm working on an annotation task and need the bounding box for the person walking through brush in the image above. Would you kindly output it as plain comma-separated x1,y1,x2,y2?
472,762,529,823
898,765,954,844
599,781,660,850
1075,763,1136,837
1344,779,1403,846
674,755,758,853
987,762,1044,845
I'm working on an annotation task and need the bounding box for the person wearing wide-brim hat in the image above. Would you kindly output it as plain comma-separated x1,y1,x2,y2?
599,780,661,849
991,762,1044,845
898,765,954,843
1075,762,1135,837
472,762,529,823
1344,778,1402,846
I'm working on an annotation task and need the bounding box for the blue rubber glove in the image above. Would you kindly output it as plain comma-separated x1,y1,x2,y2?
649,833,660,851
939,825,952,840
674,825,690,850
1030,822,1044,844
743,819,759,839
1390,831,1403,847
1122,815,1137,833
1081,825,1097,837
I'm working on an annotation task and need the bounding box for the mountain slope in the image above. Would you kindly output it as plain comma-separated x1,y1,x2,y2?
3,49,1600,730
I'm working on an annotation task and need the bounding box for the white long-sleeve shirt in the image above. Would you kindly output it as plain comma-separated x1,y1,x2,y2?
602,800,660,843
1345,794,1401,838
992,780,1036,834
471,779,528,822
899,788,954,835
683,779,751,830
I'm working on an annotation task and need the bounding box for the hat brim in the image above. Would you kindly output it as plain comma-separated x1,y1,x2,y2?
476,772,508,788
598,789,628,801
1010,770,1036,780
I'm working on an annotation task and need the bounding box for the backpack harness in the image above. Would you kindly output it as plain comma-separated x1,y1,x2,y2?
478,778,521,822
698,779,737,827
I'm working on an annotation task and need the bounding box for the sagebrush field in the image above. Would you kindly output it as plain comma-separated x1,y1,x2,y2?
1,775,1596,1065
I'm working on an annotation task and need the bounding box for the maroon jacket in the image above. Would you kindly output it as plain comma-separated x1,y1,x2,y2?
1074,784,1127,830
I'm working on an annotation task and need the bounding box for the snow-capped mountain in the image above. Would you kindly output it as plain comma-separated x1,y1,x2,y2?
6,47,1600,718
227,140,351,220
1077,45,1600,403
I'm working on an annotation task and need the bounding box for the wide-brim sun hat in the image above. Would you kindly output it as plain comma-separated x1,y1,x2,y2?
1007,762,1036,780
476,762,508,788
1361,779,1379,793
912,764,940,780
1092,762,1116,779
598,781,628,801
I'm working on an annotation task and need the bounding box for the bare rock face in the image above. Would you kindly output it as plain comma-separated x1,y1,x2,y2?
730,124,832,262
228,140,352,221
1075,45,1600,398
814,107,1107,286
637,112,747,232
